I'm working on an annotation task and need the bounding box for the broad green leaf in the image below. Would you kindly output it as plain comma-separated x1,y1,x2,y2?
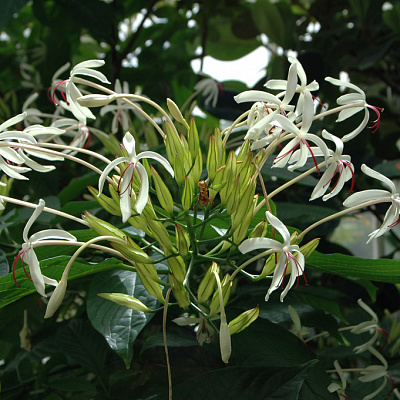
87,269,158,368
57,171,99,205
307,251,400,283
55,319,108,375
173,361,318,400
0,256,127,309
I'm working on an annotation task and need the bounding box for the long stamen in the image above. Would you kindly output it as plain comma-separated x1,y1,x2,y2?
367,105,384,133
302,139,320,175
118,162,135,195
273,139,300,165
51,80,69,106
12,248,32,286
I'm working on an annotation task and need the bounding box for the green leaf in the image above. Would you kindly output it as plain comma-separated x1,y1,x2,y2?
383,4,400,35
57,171,99,205
0,256,126,309
87,269,158,368
307,251,400,283
0,0,30,30
207,19,260,61
173,361,318,400
55,319,108,375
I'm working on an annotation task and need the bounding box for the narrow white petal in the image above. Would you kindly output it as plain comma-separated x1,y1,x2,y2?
337,106,364,122
274,114,300,135
25,249,46,297
98,157,129,194
0,147,25,163
0,159,30,180
361,164,397,193
29,229,77,243
137,151,174,177
23,199,45,242
0,131,37,144
265,256,287,301
264,79,288,90
134,163,149,214
300,90,314,132
120,189,133,223
0,112,27,131
234,91,281,105
325,77,365,95
122,132,136,157
343,189,390,207
337,93,365,105
341,110,369,142
238,237,282,254
265,211,291,244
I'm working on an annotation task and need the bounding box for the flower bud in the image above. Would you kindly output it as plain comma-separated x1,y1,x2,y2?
175,224,190,257
236,140,251,162
147,219,174,252
207,134,218,181
166,251,186,284
77,94,116,107
219,150,237,204
208,167,224,200
228,306,259,335
97,293,151,312
87,185,121,216
209,273,232,316
197,262,219,303
164,121,185,166
151,166,174,215
214,127,226,166
182,175,194,211
174,154,186,186
232,194,258,244
112,236,154,264
44,276,67,318
169,273,190,308
135,263,165,304
220,316,231,364
257,253,277,280
226,175,240,216
167,98,189,130
249,220,268,239
188,117,201,159
238,151,255,188
300,238,320,259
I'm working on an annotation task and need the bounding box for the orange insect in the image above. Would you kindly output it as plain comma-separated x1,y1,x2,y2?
197,180,213,208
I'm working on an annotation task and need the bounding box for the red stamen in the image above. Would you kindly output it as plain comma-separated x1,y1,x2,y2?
389,216,400,229
311,93,326,110
385,374,394,399
379,328,390,351
273,140,301,165
12,248,32,287
118,163,135,195
51,80,69,106
367,105,384,133
302,139,320,175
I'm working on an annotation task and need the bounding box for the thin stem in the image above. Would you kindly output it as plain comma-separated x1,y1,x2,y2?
231,249,275,281
163,288,173,400
222,111,250,146
1,196,87,226
298,198,393,240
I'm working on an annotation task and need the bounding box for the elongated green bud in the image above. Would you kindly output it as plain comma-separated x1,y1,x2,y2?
83,211,125,239
174,154,186,186
151,166,174,215
182,175,194,211
144,123,159,148
238,151,255,189
167,98,189,130
88,185,121,216
249,220,269,239
208,167,224,200
236,140,251,162
166,251,186,284
228,306,259,335
207,134,218,181
209,273,232,316
231,175,257,230
190,147,203,185
300,238,320,259
164,121,185,166
175,224,190,257
97,293,151,312
169,273,190,308
188,117,200,158
220,150,237,204
257,253,277,280
135,263,165,303
147,219,174,252
214,127,226,166
197,262,219,303
232,194,258,244
226,175,240,216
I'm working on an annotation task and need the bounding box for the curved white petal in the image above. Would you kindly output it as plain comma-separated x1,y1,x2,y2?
361,164,397,193
20,154,56,173
0,131,37,144
29,229,76,243
23,199,45,242
71,67,110,84
288,141,308,171
337,106,364,122
0,112,27,131
234,91,281,105
325,77,365,95
120,189,133,223
265,256,287,301
71,59,105,72
24,249,46,297
343,189,391,207
122,132,136,157
238,237,283,254
98,157,130,194
341,110,369,142
0,147,25,163
300,90,314,132
0,159,30,180
337,93,365,105
137,151,174,177
264,79,288,90
134,163,149,215
274,114,299,136
265,211,290,244
66,83,95,121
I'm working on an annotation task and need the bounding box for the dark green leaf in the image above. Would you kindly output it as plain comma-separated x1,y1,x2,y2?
0,0,30,30
87,269,158,368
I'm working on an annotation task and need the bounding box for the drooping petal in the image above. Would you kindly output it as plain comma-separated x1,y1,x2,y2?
23,199,45,242
361,164,397,193
343,189,391,208
122,131,137,157
274,114,300,136
0,112,27,131
325,77,365,95
300,90,314,133
234,90,282,106
265,255,287,301
66,82,96,121
137,151,175,177
97,156,130,194
24,249,46,297
0,158,30,180
265,211,291,244
29,229,77,243
238,237,283,254
341,110,369,142
134,163,149,214
280,251,305,301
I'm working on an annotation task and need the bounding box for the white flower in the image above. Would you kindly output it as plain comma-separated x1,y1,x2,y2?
343,164,400,243
194,76,220,108
359,346,391,400
52,60,110,124
98,131,174,221
13,199,77,297
0,112,36,182
238,211,305,302
351,299,387,354
273,90,329,172
265,56,319,114
309,130,355,201
327,360,348,399
100,79,144,133
325,77,383,142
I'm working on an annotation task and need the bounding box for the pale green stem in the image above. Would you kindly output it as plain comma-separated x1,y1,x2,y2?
222,111,249,146
253,161,327,215
163,288,173,400
1,195,87,226
231,249,274,281
298,198,393,240
180,88,202,113
72,76,173,139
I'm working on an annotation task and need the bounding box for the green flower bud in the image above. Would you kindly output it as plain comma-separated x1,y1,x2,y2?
228,306,259,335
83,211,125,239
182,175,194,211
188,117,201,158
164,121,185,167
144,123,160,148
97,293,151,312
151,166,174,215
299,238,320,259
236,140,251,162
135,263,165,303
197,262,219,303
249,220,269,239
167,98,189,130
226,175,240,216
207,134,218,181
238,151,255,189
175,224,190,257
169,273,190,308
208,167,224,200
112,236,154,264
231,175,257,231
166,251,186,284
87,185,121,216
189,147,203,185
147,219,174,252
232,194,258,244
174,154,186,186
214,127,226,166
220,150,237,204
209,273,232,316
257,253,277,280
